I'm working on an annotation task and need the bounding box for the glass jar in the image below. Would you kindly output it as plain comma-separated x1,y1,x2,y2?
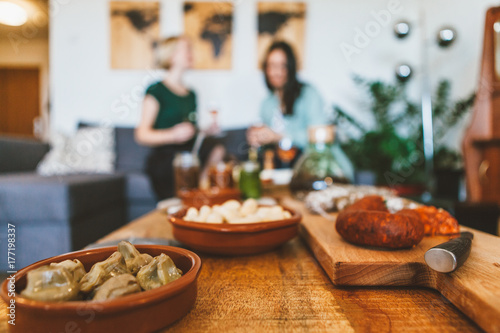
208,161,235,189
173,152,200,194
290,125,350,199
239,160,261,199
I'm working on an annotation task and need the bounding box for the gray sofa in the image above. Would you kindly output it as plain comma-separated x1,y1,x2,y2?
0,136,127,271
113,127,157,220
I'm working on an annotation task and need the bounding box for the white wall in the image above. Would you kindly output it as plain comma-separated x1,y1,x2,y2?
50,0,497,150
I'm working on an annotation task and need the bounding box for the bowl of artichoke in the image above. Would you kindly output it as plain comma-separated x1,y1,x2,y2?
0,241,202,333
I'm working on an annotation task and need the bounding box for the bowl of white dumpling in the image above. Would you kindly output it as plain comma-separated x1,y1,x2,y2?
168,199,302,255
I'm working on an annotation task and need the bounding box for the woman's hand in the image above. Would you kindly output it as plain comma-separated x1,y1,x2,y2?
247,126,282,147
204,121,221,136
170,122,196,143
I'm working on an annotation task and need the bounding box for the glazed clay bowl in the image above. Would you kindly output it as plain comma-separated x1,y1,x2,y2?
177,188,241,208
0,245,201,333
169,207,302,255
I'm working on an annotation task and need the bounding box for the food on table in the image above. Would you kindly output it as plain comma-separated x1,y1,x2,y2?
92,274,142,301
21,265,80,302
20,242,183,302
335,196,460,249
336,196,425,249
411,206,460,236
182,199,292,223
49,259,86,283
304,184,406,213
80,251,129,293
240,198,258,216
137,253,183,291
185,207,200,221
118,241,153,274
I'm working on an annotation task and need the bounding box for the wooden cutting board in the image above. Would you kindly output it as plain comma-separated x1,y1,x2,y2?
281,197,500,333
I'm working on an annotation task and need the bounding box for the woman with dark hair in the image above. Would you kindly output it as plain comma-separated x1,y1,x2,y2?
247,41,327,150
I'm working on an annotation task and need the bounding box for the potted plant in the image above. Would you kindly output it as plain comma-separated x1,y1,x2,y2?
334,76,475,197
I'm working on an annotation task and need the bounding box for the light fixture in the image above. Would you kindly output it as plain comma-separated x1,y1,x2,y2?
437,27,457,48
395,64,412,82
394,21,411,39
0,1,28,27
494,22,500,33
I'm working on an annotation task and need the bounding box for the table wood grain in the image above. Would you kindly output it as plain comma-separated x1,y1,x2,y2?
0,209,483,332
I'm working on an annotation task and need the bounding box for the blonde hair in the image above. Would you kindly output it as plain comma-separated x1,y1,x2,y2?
156,36,181,70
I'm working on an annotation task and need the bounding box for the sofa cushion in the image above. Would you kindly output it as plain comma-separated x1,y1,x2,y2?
0,173,125,221
37,128,115,176
128,202,157,221
0,136,50,174
125,172,156,201
115,127,151,172
221,128,249,161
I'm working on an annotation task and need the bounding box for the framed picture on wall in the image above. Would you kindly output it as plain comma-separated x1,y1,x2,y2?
257,2,306,69
184,2,233,70
110,1,160,69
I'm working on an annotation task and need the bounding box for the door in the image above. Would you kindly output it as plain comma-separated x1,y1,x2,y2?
0,67,40,137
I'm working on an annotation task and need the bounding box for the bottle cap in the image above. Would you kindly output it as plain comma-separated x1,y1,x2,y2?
242,160,259,172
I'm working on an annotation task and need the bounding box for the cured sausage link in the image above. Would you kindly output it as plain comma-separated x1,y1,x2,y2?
342,195,389,213
413,206,459,236
335,195,459,249
336,209,424,249
335,196,425,249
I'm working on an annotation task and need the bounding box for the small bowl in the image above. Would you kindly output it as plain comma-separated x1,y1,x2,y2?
169,207,302,255
0,245,201,333
178,188,241,208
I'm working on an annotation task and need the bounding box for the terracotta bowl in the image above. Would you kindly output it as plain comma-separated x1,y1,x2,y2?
178,188,241,208
169,207,302,255
0,245,202,333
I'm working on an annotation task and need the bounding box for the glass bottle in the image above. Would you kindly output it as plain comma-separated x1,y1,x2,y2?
239,160,261,199
290,125,350,199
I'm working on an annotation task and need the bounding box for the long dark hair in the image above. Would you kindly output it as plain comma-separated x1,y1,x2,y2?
262,41,303,116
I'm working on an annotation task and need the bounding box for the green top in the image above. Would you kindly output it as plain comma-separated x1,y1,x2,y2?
260,84,327,149
145,81,197,129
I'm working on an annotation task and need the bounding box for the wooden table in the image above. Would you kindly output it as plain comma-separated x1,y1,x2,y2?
0,209,483,332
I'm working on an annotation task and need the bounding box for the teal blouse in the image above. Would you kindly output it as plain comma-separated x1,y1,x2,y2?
145,82,197,129
259,84,327,149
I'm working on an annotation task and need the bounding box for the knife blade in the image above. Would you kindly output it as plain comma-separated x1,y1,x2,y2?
424,231,474,273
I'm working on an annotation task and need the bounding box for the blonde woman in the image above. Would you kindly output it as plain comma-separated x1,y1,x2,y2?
135,36,223,200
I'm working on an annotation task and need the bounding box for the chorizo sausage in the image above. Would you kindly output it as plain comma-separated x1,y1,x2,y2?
412,206,459,236
336,196,424,249
342,195,388,213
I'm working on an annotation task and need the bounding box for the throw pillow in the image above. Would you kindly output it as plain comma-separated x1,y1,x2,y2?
37,127,115,176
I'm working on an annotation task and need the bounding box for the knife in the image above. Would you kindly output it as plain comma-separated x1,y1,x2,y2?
424,231,474,273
